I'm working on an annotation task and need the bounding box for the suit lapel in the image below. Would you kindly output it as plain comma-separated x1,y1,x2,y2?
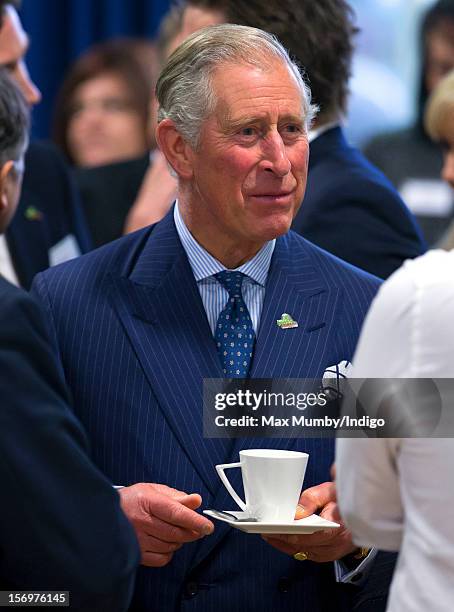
109,212,231,495
251,232,342,379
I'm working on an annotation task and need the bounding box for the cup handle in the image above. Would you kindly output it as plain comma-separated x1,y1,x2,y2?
215,462,247,512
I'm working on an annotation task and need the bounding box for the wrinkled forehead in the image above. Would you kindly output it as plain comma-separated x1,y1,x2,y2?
208,59,306,117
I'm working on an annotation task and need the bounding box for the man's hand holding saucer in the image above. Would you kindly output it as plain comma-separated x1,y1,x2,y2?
262,481,356,562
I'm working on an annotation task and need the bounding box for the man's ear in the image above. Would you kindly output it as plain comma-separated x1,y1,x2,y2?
0,161,14,212
156,119,195,180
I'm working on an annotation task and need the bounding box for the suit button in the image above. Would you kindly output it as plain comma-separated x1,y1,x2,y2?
184,581,199,598
278,577,291,593
350,573,363,583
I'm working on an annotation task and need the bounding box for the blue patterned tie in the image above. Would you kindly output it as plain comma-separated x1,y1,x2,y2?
215,271,255,378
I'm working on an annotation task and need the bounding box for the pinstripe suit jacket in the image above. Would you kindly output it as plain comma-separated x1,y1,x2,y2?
32,210,383,612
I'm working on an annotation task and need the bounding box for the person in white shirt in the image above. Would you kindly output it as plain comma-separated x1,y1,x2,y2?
336,248,454,611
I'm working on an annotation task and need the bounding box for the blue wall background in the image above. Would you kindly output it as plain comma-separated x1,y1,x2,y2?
19,0,171,140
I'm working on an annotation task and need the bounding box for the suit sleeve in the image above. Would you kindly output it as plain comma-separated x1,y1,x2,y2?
0,285,138,610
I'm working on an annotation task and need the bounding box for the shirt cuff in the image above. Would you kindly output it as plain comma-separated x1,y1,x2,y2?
334,548,378,585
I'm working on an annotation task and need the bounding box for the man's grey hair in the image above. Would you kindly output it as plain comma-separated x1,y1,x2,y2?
0,69,29,168
156,23,318,149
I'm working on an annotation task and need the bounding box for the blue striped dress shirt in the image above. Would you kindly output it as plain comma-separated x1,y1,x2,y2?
174,203,275,335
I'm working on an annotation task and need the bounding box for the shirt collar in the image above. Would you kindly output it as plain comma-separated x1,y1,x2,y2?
308,120,340,143
174,201,275,287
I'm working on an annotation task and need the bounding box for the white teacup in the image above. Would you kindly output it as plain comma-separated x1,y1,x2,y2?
216,449,309,522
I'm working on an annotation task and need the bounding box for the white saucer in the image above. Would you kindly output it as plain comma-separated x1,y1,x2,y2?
203,510,340,534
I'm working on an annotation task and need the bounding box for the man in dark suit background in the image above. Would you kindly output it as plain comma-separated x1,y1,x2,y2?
177,0,427,279
0,0,91,289
32,25,392,610
0,67,139,610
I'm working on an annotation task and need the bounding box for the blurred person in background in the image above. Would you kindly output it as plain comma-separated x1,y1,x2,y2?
126,0,426,280
0,0,92,289
0,67,139,611
425,69,454,248
364,0,454,245
53,38,156,168
53,38,157,247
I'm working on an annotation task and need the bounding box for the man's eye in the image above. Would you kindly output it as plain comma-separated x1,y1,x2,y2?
283,124,302,134
240,127,256,136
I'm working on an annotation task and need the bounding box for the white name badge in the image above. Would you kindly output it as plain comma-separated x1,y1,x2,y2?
49,234,81,267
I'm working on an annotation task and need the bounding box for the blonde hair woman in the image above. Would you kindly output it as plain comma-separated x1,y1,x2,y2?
425,69,454,248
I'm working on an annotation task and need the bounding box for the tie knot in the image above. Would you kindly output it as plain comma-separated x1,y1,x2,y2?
215,271,245,297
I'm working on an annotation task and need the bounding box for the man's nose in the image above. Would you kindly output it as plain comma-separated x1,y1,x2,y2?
16,61,41,106
442,150,454,189
261,133,291,177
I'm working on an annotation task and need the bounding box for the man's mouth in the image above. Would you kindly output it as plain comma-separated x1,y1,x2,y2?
249,190,294,202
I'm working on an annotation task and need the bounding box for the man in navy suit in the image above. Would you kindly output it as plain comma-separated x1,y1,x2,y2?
33,26,387,611
180,0,427,279
0,1,91,288
0,67,138,610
